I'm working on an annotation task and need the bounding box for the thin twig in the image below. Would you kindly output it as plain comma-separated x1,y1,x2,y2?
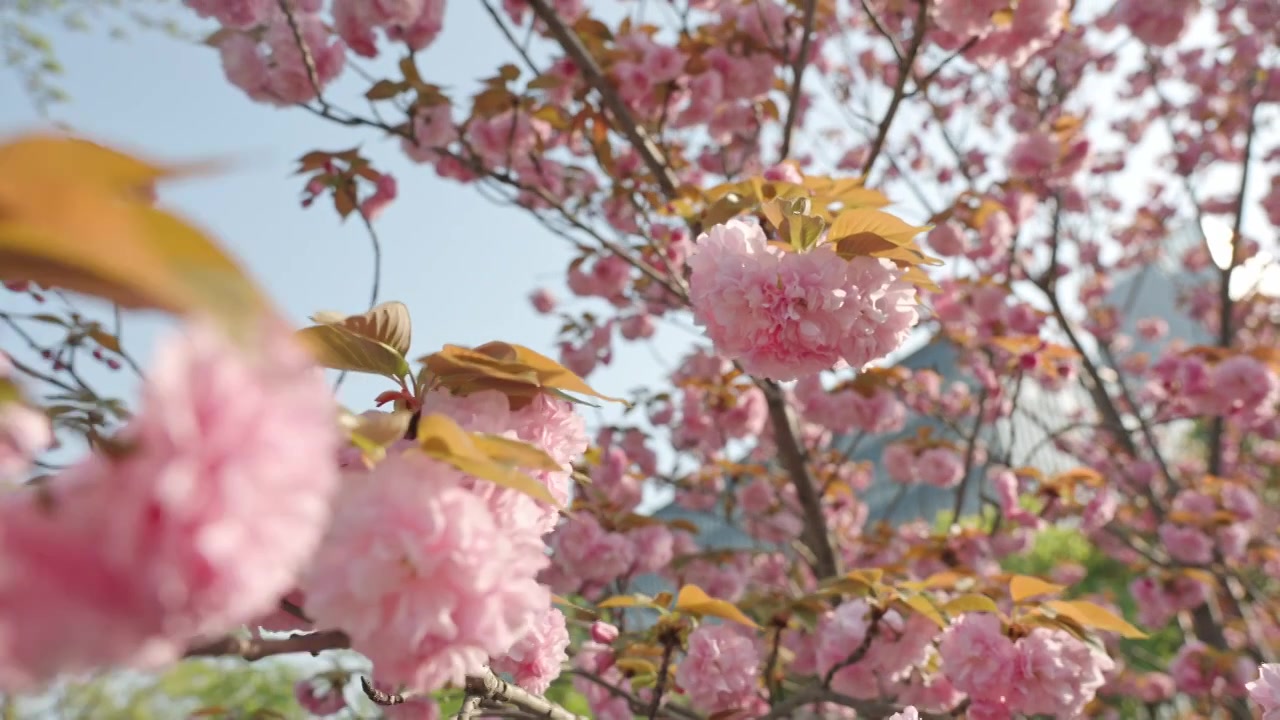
647,640,676,720
524,0,681,199
184,629,350,661
950,387,989,526
275,0,324,104
778,0,818,161
1207,75,1262,476
761,380,841,579
860,0,929,177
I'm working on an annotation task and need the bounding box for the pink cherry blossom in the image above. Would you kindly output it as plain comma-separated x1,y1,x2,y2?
915,447,965,488
686,219,918,380
0,318,339,688
300,451,549,693
491,607,570,694
1008,627,1115,716
1249,663,1280,720
675,624,761,714
529,288,557,314
420,389,584,536
360,174,398,220
938,613,1017,703
185,0,272,29
590,621,619,644
0,399,51,483
1114,0,1198,46
216,11,345,106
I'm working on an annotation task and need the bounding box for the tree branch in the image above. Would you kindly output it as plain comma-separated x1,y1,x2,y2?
463,668,587,720
761,380,840,579
778,0,818,161
759,686,949,720
1207,77,1261,476
860,0,929,177
950,386,988,526
524,0,681,199
183,629,350,662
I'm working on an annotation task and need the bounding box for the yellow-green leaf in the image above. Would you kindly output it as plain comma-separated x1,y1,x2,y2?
0,134,267,334
1180,568,1219,588
1009,575,1067,603
598,595,659,610
312,302,413,356
831,186,892,209
941,593,1002,616
0,134,185,190
296,324,410,379
415,413,559,505
827,207,930,244
815,578,877,598
1044,600,1148,639
834,232,900,257
675,584,759,629
340,408,413,449
470,433,563,472
365,80,405,101
551,594,595,613
901,593,947,630
423,342,627,407
86,325,122,354
0,379,22,405
614,658,658,676
845,569,884,586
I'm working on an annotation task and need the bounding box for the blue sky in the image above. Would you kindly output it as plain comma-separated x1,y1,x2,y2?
0,3,698,469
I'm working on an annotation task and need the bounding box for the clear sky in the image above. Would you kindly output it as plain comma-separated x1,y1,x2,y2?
0,3,699,476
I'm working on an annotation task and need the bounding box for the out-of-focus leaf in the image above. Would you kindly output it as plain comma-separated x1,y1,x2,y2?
941,593,1001,616
0,134,267,334
597,594,663,610
1009,575,1067,603
1044,600,1148,639
900,593,947,629
675,584,759,629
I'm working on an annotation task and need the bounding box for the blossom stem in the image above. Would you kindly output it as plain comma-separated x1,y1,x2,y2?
647,639,676,720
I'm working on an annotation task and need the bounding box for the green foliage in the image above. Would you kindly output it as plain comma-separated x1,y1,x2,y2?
543,676,591,716
3,659,309,720
1,0,187,115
